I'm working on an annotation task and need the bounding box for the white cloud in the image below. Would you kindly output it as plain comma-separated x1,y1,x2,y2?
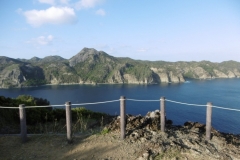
27,35,54,45
38,0,55,5
75,0,104,10
96,9,105,16
24,6,77,27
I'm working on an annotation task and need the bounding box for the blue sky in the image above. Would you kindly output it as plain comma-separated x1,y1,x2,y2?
0,0,240,62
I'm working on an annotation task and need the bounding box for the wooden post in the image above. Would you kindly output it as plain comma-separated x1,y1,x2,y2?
65,101,72,143
19,104,27,143
120,96,126,140
160,97,165,132
206,102,212,141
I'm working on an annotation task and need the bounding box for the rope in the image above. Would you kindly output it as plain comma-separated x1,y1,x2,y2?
25,105,55,108
71,99,119,106
0,105,62,109
0,106,19,109
212,106,240,112
165,99,206,107
51,104,65,107
126,98,160,102
0,100,119,109
0,99,239,112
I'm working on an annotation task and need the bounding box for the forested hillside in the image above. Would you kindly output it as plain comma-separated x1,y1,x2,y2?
1,48,240,88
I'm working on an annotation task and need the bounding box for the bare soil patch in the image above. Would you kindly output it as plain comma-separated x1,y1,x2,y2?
0,131,139,160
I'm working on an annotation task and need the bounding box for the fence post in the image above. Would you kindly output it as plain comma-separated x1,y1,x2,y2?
206,102,212,141
65,101,72,143
120,96,126,140
160,97,165,132
19,104,27,143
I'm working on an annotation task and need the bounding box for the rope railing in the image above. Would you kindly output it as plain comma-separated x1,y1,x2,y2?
1,96,240,143
0,98,240,112
25,105,59,108
126,98,160,102
0,106,19,109
0,105,64,109
212,105,240,112
165,99,207,107
71,99,120,106
0,99,120,109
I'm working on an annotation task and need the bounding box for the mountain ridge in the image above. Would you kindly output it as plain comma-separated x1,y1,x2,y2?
0,48,240,88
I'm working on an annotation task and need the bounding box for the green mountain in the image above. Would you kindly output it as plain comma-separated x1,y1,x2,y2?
0,48,240,88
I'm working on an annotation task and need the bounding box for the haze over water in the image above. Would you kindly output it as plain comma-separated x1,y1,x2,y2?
1,78,240,134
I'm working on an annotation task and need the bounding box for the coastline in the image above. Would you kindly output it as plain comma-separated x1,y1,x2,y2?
0,77,239,89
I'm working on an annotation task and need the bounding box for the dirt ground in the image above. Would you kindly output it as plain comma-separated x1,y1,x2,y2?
1,129,239,160
0,131,142,160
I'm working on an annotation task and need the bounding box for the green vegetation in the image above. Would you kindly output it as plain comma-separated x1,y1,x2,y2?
1,49,240,88
100,128,110,135
0,95,109,134
0,95,50,125
199,63,215,76
124,63,153,81
183,71,195,79
73,54,117,83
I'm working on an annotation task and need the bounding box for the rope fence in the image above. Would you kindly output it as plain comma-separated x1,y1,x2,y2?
0,98,240,112
165,99,206,107
0,96,239,143
71,99,120,106
212,105,240,112
126,98,160,102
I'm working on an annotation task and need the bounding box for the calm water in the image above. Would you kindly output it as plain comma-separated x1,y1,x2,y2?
1,79,240,134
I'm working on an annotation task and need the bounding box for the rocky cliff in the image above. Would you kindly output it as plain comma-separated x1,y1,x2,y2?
1,48,240,88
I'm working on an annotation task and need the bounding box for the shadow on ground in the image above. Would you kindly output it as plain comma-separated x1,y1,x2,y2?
0,133,126,160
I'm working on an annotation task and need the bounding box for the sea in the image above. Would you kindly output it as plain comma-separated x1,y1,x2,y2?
0,78,240,134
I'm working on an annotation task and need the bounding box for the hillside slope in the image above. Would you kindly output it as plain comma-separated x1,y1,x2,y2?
0,48,240,88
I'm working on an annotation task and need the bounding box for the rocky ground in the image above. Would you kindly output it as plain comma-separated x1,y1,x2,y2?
1,110,240,160
106,110,240,159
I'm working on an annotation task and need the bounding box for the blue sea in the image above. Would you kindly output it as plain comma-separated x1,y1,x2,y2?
1,78,240,134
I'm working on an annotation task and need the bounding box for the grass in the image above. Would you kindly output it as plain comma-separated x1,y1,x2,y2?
100,128,110,135
0,107,111,136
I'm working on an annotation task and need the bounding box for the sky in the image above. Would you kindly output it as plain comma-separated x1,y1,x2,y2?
0,0,240,62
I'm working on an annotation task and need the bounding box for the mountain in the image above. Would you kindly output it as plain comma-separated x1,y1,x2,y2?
0,48,240,88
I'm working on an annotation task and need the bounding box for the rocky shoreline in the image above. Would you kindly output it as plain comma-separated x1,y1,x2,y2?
1,77,240,89
105,110,240,159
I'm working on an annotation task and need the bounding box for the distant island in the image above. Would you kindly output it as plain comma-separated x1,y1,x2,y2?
0,47,240,88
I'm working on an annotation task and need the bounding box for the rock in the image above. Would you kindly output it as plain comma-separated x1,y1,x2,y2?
137,150,151,160
213,69,228,78
149,112,156,118
106,111,240,160
140,137,147,143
